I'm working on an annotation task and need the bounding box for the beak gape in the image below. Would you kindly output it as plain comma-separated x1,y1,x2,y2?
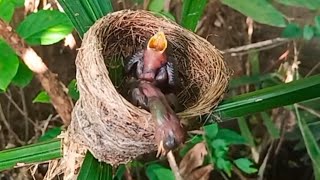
147,31,168,52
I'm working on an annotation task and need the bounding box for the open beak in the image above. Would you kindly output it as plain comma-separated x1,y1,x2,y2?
147,31,168,52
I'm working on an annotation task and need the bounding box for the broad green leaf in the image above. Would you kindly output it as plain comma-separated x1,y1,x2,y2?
221,0,286,27
146,164,174,180
13,0,25,7
204,123,219,139
216,129,247,145
214,75,320,119
67,79,79,100
237,117,255,146
282,23,302,38
276,0,320,10
148,0,164,12
261,112,280,139
78,151,113,180
303,25,314,40
181,0,207,31
38,127,62,142
234,158,257,174
113,164,126,180
57,0,113,37
294,105,320,177
33,91,50,103
0,139,61,171
0,0,15,22
11,61,33,88
0,39,19,91
216,158,232,177
17,10,73,45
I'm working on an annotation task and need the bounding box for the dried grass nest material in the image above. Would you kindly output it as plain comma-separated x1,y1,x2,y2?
68,10,231,165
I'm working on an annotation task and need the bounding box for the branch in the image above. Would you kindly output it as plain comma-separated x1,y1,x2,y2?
0,19,73,126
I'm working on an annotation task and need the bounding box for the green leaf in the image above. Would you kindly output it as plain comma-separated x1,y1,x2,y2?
181,0,207,31
303,25,314,40
38,127,62,142
113,164,126,180
234,158,257,174
221,0,286,27
0,0,15,22
214,75,320,120
261,112,280,139
211,139,228,158
154,11,176,22
0,139,61,171
315,16,320,30
248,51,260,75
11,61,33,88
237,117,255,146
13,0,25,7
148,0,164,12
216,129,247,145
282,23,302,38
229,73,282,88
33,91,50,103
0,39,19,91
68,79,79,100
179,135,203,156
57,0,113,37
216,158,232,177
78,151,113,180
204,123,219,139
294,105,320,177
146,164,175,180
275,0,320,10
17,10,73,45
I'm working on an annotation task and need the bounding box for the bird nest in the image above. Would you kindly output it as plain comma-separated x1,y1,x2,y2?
67,10,231,166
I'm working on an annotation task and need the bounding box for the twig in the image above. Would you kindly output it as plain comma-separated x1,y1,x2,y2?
0,19,73,126
306,61,320,77
296,104,320,118
167,151,183,180
222,38,289,56
19,88,29,140
0,101,25,145
4,93,36,127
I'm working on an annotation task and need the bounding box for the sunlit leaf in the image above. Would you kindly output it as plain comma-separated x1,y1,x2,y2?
33,91,50,103
17,10,73,45
181,0,207,31
0,0,15,22
221,0,286,27
216,128,247,145
148,0,164,12
276,0,320,10
11,61,33,88
216,158,232,177
0,39,19,91
204,123,218,139
234,158,257,174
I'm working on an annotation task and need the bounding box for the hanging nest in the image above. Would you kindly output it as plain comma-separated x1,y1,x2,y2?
67,10,231,166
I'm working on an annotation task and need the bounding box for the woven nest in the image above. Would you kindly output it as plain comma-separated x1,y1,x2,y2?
68,10,231,165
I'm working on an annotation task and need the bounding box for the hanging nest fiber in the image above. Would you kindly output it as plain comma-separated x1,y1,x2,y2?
68,10,231,165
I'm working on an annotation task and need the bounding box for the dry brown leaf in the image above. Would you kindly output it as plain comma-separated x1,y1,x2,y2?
186,164,214,180
179,142,207,176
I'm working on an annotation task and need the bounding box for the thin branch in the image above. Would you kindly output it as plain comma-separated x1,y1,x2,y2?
19,88,29,140
297,104,320,119
0,19,73,126
222,38,290,56
4,93,36,127
167,151,183,180
0,101,25,145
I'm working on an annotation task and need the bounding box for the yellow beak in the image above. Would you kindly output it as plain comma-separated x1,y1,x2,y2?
147,31,168,52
